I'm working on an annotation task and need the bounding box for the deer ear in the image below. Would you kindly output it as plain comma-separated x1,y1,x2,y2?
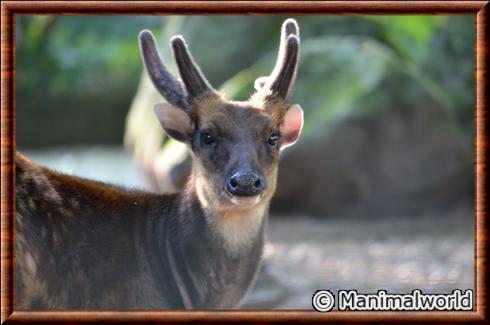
280,104,303,151
154,103,194,143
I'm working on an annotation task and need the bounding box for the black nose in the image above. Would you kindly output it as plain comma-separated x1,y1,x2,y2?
227,171,265,197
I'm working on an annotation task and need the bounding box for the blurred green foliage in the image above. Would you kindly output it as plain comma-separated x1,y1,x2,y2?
16,16,162,146
16,15,473,147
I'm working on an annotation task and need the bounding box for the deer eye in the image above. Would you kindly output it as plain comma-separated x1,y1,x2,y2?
268,132,279,147
201,132,216,146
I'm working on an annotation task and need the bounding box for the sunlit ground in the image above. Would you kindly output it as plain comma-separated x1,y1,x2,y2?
20,146,474,309
244,214,473,309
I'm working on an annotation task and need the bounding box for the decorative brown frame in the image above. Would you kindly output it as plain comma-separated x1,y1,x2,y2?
1,1,487,323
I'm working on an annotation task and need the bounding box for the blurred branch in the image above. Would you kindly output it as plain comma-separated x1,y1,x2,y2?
24,16,58,50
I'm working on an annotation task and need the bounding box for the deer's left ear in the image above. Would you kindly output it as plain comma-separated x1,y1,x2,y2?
280,104,303,151
154,103,195,143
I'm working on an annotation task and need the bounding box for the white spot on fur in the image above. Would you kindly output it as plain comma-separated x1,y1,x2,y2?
27,198,36,209
25,252,37,274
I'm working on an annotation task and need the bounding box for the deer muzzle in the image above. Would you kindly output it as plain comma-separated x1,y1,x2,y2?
226,170,265,198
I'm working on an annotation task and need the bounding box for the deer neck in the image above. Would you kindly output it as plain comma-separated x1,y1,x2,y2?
182,171,269,256
148,176,267,308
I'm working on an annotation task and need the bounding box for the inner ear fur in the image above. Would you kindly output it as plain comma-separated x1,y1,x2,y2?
154,103,195,143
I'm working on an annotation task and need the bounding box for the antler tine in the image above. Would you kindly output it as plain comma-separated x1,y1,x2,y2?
171,35,217,103
139,30,190,111
263,19,300,101
268,36,299,100
278,18,299,60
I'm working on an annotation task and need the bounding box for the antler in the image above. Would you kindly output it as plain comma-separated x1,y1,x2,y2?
139,30,190,111
261,18,300,101
171,36,218,102
140,19,298,109
139,31,217,112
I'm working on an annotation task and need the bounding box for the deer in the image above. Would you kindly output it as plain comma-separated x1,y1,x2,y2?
15,18,303,309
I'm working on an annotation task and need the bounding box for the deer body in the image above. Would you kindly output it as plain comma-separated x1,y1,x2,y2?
16,19,303,309
16,153,264,308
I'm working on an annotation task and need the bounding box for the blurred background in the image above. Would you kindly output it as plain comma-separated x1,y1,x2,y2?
16,16,474,309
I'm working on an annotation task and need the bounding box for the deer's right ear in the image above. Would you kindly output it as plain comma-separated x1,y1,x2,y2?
154,103,195,143
279,104,303,151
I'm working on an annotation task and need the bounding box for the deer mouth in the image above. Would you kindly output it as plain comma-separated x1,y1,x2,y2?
224,189,262,207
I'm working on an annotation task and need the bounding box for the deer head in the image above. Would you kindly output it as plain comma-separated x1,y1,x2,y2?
139,18,303,212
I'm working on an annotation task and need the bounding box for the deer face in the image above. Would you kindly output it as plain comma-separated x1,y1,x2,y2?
191,99,302,210
139,19,303,211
